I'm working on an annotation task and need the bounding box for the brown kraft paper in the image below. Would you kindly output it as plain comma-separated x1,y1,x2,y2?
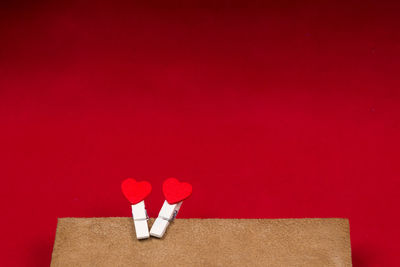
51,218,352,267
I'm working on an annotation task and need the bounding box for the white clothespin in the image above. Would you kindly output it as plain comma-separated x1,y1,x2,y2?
121,178,152,240
131,200,150,239
150,200,182,238
150,177,192,238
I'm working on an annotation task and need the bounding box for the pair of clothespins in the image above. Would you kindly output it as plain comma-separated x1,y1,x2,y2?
121,177,193,240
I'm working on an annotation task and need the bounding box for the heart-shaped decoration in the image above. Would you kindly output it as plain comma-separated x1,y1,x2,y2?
163,177,192,204
121,178,152,204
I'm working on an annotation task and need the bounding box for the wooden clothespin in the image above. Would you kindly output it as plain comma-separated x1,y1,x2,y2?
150,178,192,238
121,178,152,239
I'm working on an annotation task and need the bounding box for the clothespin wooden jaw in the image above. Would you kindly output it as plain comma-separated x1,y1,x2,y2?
131,200,150,239
150,200,182,238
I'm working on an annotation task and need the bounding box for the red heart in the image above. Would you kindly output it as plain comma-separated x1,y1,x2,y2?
163,177,192,204
121,178,152,204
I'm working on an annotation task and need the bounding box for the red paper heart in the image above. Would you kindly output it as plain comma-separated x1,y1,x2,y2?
163,177,192,204
121,178,152,204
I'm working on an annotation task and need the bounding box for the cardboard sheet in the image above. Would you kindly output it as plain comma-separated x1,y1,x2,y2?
51,218,352,266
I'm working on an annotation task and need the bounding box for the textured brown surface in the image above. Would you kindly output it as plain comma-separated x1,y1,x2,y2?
51,218,352,267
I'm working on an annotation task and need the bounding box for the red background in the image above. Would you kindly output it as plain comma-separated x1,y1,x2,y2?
1,1,399,266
